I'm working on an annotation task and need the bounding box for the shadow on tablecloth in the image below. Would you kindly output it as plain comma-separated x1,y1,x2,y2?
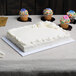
0,71,76,76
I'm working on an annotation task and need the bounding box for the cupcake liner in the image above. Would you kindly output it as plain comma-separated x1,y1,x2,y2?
60,24,69,29
17,17,32,22
41,16,55,22
58,24,72,31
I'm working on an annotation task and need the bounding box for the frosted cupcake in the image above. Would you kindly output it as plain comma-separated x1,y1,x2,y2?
43,8,53,21
19,8,29,21
60,15,70,29
67,10,76,18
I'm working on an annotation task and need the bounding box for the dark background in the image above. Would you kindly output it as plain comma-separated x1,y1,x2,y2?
0,0,76,15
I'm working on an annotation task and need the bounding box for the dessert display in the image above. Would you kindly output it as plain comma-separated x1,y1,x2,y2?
60,15,70,29
67,10,76,24
6,21,70,52
19,8,29,21
43,8,53,21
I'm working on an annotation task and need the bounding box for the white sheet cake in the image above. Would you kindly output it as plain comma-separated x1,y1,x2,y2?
6,21,70,52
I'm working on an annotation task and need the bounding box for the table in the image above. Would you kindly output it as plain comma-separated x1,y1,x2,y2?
0,15,76,76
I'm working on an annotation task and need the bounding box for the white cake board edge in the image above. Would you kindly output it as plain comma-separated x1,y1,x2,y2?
2,37,75,57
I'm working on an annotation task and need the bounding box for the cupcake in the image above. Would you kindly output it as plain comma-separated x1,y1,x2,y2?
67,10,76,18
19,8,29,21
60,15,70,29
43,8,53,21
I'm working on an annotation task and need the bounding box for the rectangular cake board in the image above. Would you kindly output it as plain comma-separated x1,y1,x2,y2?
2,37,75,57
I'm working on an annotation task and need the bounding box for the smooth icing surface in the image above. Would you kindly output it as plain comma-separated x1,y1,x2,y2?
19,8,28,16
7,21,70,52
43,8,53,15
60,15,70,24
67,10,76,18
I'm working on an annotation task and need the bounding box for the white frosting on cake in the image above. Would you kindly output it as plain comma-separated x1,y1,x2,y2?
7,21,70,52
